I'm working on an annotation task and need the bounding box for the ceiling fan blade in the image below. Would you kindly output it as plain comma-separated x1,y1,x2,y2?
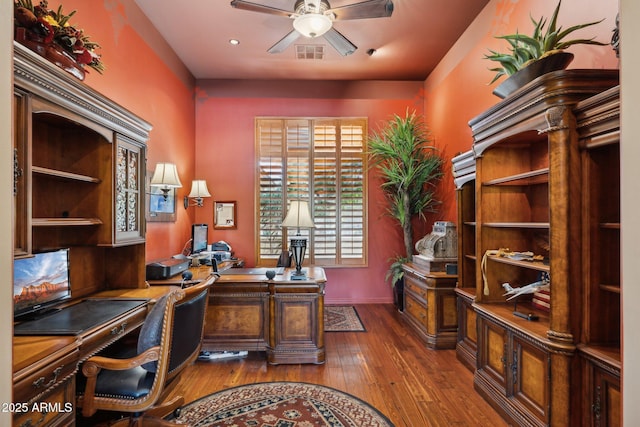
323,28,357,56
268,30,301,54
230,0,295,18
328,0,394,20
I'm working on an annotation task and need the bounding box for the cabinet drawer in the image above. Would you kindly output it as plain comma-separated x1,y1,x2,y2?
78,304,147,361
404,276,427,301
14,375,75,427
405,293,427,329
14,348,78,405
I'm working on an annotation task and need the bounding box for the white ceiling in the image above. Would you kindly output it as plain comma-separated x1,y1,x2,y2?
134,0,490,81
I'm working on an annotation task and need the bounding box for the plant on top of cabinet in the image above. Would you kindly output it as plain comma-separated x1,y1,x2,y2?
368,110,443,286
485,0,607,98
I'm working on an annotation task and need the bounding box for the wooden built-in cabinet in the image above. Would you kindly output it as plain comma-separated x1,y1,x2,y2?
12,42,152,425
575,85,621,427
452,150,477,370
466,70,619,427
13,42,151,294
401,263,458,349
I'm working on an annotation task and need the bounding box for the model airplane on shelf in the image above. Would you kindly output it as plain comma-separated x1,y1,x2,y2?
502,277,550,301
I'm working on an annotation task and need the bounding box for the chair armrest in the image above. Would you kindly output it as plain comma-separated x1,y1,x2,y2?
82,346,160,376
79,346,160,417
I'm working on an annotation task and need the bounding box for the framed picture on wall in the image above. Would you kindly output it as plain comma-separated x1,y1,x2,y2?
214,201,237,229
146,171,177,222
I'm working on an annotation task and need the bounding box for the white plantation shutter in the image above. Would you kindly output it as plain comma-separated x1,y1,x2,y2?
256,117,367,266
257,120,285,261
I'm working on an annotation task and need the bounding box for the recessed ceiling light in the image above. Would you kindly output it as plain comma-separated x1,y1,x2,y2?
229,39,240,45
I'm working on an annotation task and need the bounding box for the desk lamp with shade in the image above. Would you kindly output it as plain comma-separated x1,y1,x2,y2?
282,200,315,280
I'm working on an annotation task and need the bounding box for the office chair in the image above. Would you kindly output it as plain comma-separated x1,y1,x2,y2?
77,280,213,426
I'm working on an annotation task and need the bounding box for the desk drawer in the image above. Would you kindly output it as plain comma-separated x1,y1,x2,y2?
14,347,78,406
78,305,147,361
13,375,75,427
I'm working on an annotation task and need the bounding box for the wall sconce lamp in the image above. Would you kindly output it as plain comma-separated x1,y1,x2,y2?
150,162,182,199
184,180,211,209
281,200,315,280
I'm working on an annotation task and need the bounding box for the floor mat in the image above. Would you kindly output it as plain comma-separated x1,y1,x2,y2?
324,305,366,331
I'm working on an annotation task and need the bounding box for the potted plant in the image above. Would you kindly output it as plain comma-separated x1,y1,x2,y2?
369,110,443,310
485,0,607,98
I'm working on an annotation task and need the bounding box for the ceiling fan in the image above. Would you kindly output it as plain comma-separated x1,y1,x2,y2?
230,0,394,56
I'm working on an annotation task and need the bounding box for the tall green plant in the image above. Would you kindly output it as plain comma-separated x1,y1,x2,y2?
369,110,443,273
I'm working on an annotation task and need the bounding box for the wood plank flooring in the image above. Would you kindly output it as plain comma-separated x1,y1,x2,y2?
166,304,508,426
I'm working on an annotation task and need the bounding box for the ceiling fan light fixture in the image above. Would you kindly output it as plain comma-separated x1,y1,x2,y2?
293,13,332,38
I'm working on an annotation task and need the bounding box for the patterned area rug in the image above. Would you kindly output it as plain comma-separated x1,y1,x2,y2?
172,382,394,426
324,306,366,332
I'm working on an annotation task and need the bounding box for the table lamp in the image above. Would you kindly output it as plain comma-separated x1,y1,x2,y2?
281,200,315,280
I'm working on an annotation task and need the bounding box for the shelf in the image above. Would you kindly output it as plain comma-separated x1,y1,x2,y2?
463,221,476,227
464,254,477,262
474,302,550,340
600,222,620,230
483,222,549,229
577,344,621,368
32,218,103,226
482,168,549,186
599,284,621,294
487,254,549,272
32,166,101,183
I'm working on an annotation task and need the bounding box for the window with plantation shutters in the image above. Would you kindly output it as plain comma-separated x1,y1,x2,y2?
256,117,367,267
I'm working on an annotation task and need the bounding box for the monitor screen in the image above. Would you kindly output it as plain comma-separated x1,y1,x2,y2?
191,223,208,254
14,248,71,319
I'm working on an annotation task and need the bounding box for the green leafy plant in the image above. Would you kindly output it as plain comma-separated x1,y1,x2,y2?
369,110,443,285
385,256,411,288
485,0,606,84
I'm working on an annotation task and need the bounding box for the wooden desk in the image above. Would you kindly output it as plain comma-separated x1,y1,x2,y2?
204,266,326,364
12,285,182,427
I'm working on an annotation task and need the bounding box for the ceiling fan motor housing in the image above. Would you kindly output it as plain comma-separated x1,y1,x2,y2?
294,0,331,15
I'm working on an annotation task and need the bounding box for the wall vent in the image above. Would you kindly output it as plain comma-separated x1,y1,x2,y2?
296,45,325,60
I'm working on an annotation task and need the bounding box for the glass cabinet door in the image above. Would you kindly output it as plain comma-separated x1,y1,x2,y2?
114,136,145,245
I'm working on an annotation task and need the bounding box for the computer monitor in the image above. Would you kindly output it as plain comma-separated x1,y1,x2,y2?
191,223,208,255
14,248,71,319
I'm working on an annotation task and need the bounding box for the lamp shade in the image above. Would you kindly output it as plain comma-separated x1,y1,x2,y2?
188,180,211,198
282,200,315,229
150,163,182,188
293,13,332,38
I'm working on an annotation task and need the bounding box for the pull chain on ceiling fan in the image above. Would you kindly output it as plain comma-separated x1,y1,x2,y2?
230,0,394,56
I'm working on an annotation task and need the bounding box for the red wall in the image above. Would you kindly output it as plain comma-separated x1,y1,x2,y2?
193,81,429,303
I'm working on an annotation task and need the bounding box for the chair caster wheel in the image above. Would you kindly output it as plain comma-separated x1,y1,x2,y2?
173,407,182,418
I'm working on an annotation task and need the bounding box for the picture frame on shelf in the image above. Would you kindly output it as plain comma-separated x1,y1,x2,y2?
214,201,237,229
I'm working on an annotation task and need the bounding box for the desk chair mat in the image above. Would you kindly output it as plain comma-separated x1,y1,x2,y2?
14,299,147,336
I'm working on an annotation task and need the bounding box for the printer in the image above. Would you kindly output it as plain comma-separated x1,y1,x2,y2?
146,257,191,280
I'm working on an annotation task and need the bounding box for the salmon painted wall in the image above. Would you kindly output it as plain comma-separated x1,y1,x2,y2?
193,80,433,304
44,0,197,261
424,0,619,221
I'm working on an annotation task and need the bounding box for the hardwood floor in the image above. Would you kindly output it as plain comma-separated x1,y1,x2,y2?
166,304,508,426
